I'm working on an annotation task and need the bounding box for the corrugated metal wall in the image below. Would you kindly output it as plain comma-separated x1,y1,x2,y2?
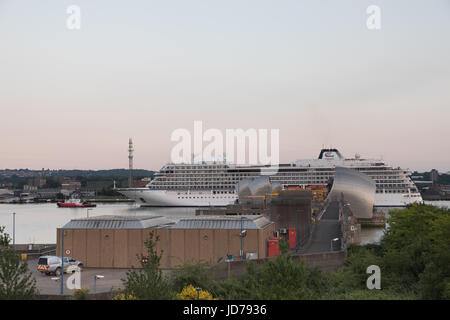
56,224,275,269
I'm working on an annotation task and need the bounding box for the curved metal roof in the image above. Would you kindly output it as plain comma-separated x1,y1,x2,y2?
248,176,271,196
327,166,376,219
236,178,252,198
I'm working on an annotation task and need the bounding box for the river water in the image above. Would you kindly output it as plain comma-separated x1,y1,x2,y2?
0,201,448,244
359,201,449,245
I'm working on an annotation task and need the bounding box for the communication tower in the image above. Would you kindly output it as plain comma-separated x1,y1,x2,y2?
128,138,133,188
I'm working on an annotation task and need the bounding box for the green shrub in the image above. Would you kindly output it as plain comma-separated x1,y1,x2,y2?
71,288,90,300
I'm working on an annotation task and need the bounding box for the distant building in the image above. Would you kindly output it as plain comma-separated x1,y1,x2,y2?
0,182,13,188
61,181,82,196
61,181,81,190
0,189,13,200
23,185,38,192
413,180,433,192
28,177,46,188
36,188,61,200
430,169,439,185
440,185,450,194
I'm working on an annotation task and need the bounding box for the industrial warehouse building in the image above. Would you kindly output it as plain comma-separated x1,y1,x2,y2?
57,215,275,269
198,189,313,250
270,190,312,247
56,216,174,269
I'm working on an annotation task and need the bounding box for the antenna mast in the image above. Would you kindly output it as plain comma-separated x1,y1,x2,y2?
128,138,134,188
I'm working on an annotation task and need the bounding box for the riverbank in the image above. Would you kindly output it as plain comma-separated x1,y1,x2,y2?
0,197,135,204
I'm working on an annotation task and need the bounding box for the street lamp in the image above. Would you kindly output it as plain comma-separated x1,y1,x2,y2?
12,212,16,251
239,216,247,260
94,275,104,293
225,254,233,279
296,209,299,252
331,238,339,251
60,228,65,295
196,287,202,300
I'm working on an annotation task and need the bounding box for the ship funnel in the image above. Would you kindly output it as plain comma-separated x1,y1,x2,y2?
318,149,344,160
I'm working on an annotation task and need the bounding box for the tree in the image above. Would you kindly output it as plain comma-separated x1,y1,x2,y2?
380,204,450,298
0,226,10,248
169,262,213,293
416,206,450,299
241,254,329,300
0,226,37,300
122,231,174,300
43,178,61,189
326,204,450,300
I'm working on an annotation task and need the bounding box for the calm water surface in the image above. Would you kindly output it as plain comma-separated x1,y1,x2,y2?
0,203,196,243
0,201,448,244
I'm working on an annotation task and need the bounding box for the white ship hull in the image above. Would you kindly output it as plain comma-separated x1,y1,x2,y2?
118,188,422,208
374,192,423,207
118,189,237,207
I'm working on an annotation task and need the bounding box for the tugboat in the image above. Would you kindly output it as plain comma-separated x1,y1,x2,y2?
57,198,96,208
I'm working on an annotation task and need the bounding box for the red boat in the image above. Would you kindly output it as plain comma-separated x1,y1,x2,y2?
57,199,96,208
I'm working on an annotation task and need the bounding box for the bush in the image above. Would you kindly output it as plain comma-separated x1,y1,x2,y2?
112,289,137,300
169,262,213,293
209,277,251,300
210,253,330,300
71,288,90,300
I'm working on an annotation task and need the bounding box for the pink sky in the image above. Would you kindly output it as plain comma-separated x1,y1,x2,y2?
1,0,449,172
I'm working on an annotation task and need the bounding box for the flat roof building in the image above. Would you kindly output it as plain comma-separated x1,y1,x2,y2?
57,214,275,269
57,215,174,269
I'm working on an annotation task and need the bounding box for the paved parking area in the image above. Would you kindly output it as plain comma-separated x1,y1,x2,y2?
28,258,128,295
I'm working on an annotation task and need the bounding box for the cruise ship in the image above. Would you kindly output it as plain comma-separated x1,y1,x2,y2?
117,149,423,207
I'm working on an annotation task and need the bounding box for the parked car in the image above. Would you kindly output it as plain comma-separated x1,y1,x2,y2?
37,255,84,276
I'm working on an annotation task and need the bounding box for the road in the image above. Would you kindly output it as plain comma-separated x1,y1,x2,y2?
300,201,342,254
